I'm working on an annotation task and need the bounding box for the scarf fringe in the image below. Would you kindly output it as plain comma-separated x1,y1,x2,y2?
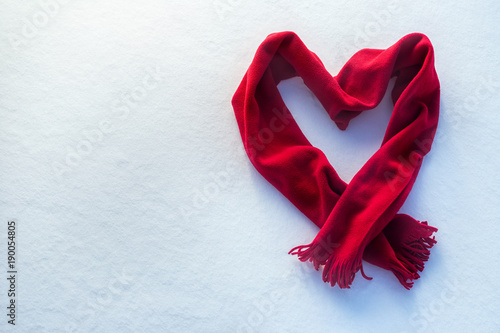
388,262,417,290
392,221,437,289
289,222,437,289
289,242,371,289
399,221,437,271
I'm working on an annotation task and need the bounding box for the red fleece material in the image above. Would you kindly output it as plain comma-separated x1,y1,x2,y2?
232,31,440,289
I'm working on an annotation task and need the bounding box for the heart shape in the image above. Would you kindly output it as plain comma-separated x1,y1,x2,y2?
232,31,440,289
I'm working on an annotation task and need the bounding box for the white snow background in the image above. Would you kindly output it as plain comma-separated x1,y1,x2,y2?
1,0,499,332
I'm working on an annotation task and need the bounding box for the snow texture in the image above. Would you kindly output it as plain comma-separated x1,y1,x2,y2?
1,0,499,332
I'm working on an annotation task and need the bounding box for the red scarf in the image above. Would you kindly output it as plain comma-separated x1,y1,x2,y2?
232,31,440,289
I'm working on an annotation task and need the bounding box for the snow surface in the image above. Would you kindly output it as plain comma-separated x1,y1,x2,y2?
1,1,499,332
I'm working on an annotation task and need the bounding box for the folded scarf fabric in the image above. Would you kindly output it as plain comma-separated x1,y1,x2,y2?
232,31,440,289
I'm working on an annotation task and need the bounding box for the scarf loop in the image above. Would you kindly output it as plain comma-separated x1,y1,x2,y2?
232,31,440,289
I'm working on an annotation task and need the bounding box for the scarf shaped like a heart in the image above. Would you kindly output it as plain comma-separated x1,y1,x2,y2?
232,31,440,289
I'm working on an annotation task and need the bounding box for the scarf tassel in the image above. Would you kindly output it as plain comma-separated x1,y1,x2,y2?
395,221,437,276
388,262,417,290
289,221,437,289
289,242,372,289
